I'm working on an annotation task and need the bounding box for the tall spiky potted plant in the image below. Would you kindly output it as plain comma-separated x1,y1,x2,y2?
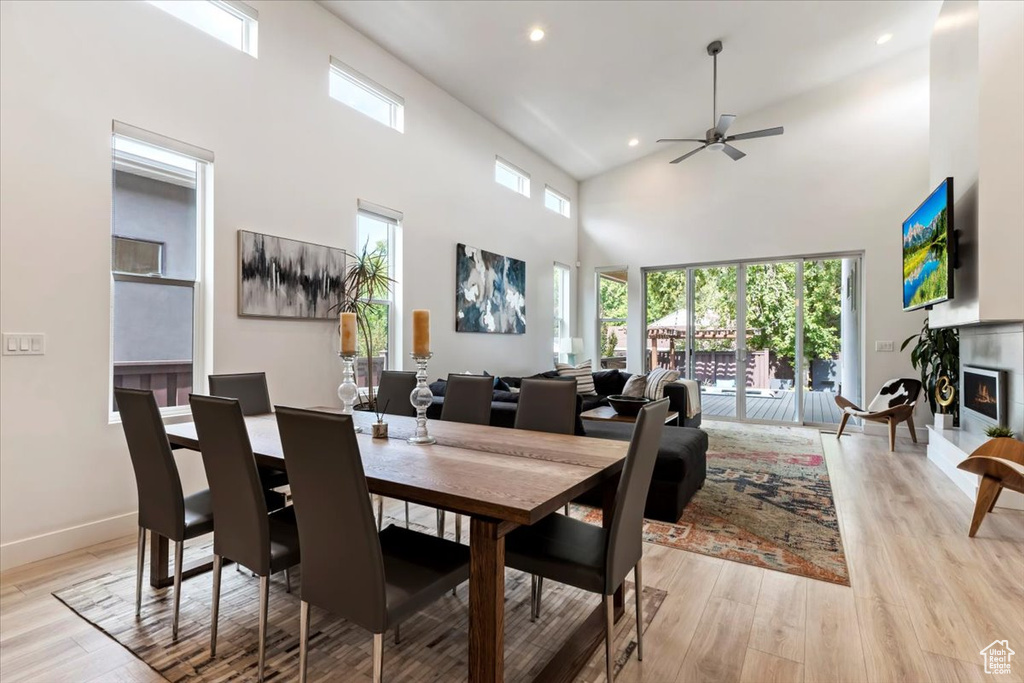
330,243,394,408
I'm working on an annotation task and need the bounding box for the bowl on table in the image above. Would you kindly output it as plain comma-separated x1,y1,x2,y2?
606,394,650,417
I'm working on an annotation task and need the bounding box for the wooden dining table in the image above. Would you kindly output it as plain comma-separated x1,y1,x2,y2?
163,408,631,683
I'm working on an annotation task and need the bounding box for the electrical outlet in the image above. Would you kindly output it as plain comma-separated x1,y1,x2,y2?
875,340,895,352
2,333,45,355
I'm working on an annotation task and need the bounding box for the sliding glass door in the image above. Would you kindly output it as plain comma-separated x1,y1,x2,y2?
643,254,860,427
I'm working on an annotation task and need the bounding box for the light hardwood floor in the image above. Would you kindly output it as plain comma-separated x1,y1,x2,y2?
1,430,1022,682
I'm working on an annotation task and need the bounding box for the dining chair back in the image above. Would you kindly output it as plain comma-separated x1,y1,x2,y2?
208,372,273,416
276,406,471,683
189,394,271,575
375,371,417,417
116,387,185,541
116,386,215,637
440,373,493,425
605,398,670,593
515,377,577,434
275,407,388,633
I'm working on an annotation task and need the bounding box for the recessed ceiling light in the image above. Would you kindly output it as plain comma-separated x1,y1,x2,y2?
628,138,640,147
876,33,893,45
529,28,545,42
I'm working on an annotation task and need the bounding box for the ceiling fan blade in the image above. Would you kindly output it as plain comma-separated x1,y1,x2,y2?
714,114,736,137
670,146,706,164
656,138,706,143
721,143,746,161
726,126,784,141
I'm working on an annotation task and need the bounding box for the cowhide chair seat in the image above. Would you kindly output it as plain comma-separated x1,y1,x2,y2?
835,378,923,451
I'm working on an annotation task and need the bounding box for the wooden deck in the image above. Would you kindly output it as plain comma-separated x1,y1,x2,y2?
701,390,843,424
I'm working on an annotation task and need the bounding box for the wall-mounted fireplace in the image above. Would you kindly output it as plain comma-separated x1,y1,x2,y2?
962,366,1005,427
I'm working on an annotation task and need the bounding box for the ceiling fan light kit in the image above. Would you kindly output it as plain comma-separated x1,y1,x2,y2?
657,40,785,164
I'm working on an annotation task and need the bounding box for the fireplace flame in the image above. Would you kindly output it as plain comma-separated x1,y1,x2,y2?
972,384,997,405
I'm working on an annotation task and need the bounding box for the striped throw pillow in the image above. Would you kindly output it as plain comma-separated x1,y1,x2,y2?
555,360,597,396
644,368,680,400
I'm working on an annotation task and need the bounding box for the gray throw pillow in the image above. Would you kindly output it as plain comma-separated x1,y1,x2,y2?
621,374,647,397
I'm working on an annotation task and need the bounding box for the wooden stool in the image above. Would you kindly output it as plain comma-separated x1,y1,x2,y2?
956,437,1024,537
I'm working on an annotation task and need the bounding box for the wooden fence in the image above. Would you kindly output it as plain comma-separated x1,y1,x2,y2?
113,361,193,409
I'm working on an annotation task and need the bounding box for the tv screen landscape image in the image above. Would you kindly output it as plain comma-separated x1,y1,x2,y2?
903,177,953,311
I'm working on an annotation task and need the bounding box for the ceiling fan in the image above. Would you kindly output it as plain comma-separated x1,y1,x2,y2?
657,41,784,164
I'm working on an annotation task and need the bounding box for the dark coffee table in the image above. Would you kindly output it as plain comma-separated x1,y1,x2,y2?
581,405,679,424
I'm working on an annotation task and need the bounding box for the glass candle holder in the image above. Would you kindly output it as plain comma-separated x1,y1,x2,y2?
337,353,362,433
408,353,436,445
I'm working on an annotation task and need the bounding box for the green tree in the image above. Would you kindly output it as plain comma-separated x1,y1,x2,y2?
598,276,627,319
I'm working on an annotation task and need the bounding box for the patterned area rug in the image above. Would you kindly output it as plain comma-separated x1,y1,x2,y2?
576,421,849,585
53,530,665,682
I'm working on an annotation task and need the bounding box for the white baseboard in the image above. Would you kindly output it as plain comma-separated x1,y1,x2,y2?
861,421,930,444
0,511,138,573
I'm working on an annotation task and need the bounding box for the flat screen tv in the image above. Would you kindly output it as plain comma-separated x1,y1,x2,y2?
903,177,954,311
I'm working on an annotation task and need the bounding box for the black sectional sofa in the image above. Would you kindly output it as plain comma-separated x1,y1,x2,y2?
425,368,707,522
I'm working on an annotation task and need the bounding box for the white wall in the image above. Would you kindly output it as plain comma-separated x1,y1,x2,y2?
0,0,578,569
928,0,1024,328
578,50,931,422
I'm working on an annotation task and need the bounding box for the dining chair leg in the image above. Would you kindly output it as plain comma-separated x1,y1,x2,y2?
436,509,445,537
377,495,384,532
285,567,292,594
372,632,384,683
298,600,310,683
210,554,222,656
455,514,462,544
634,560,644,661
906,414,918,443
404,502,410,529
135,527,146,617
564,503,570,515
257,575,269,682
394,623,401,645
605,594,615,682
172,540,183,639
535,576,544,619
530,575,537,622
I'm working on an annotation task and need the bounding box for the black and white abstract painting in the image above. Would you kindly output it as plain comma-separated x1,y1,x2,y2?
238,230,347,319
455,243,526,334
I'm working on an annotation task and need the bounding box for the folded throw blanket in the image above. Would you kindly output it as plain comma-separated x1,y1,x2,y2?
677,379,701,418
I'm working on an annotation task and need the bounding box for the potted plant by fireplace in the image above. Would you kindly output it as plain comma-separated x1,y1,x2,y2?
901,316,959,428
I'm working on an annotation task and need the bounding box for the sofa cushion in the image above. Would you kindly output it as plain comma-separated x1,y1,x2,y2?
492,390,519,403
483,371,511,392
592,369,627,397
581,421,708,482
555,360,597,395
580,395,608,413
621,374,647,397
644,368,681,400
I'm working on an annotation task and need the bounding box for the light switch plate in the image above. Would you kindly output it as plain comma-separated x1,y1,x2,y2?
875,340,895,352
2,333,45,355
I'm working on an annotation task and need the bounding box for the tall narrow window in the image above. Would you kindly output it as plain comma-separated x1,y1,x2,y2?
597,269,628,369
330,58,405,132
149,0,258,56
553,263,571,363
495,157,530,197
111,125,212,417
356,203,401,388
545,186,571,218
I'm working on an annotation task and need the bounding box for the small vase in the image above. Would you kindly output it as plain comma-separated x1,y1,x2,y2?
372,422,389,439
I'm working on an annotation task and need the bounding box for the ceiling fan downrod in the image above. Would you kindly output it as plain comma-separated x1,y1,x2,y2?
708,40,723,131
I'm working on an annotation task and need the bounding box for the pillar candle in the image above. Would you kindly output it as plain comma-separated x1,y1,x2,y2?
340,312,357,354
412,309,431,356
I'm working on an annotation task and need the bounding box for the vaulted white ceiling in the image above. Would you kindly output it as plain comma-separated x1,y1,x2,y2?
320,1,940,180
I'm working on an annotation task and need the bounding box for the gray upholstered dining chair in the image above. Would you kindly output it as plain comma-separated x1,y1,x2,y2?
189,394,301,683
514,377,579,588
208,372,288,514
115,387,214,640
506,398,669,682
208,372,273,415
275,406,470,683
440,373,494,425
372,371,418,530
438,373,495,541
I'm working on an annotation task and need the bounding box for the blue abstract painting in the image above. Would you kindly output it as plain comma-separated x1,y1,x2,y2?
455,243,526,334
